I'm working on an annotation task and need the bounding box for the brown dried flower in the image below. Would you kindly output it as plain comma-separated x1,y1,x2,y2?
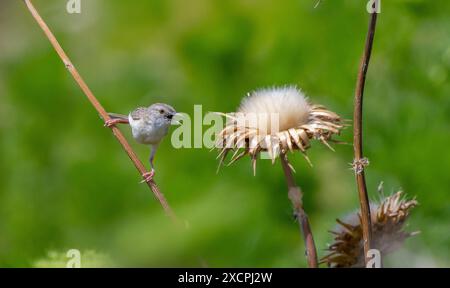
216,86,343,174
321,191,419,268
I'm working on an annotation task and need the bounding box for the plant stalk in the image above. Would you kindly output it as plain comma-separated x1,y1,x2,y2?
280,155,318,268
23,0,178,223
353,8,378,265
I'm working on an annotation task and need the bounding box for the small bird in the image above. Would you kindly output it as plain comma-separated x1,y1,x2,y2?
105,103,177,183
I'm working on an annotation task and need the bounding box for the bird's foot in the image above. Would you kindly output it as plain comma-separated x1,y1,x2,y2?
140,169,155,183
104,118,126,127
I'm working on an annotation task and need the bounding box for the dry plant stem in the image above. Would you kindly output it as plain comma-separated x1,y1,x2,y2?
23,0,178,223
280,155,318,268
353,10,378,265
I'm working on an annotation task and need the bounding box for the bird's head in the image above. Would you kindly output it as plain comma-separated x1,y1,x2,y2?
149,103,177,124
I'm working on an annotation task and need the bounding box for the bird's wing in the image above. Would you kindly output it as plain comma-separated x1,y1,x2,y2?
130,107,147,120
108,112,129,120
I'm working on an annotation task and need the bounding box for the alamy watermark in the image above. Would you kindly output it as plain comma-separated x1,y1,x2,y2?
66,0,81,14
366,0,381,14
366,249,381,268
170,105,280,151
66,248,81,268
67,0,379,15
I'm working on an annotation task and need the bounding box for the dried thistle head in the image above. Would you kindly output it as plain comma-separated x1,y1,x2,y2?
321,191,419,268
216,86,343,174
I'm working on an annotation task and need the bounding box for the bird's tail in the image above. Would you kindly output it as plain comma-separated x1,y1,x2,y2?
108,113,128,120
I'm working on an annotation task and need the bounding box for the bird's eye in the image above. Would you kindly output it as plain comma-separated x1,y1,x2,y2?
159,109,165,114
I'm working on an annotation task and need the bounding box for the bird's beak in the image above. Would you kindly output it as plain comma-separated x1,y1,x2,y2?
170,112,183,125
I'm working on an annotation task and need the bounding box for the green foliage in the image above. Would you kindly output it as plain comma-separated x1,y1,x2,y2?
0,0,448,267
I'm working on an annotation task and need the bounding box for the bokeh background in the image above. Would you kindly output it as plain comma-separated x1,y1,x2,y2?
0,0,449,267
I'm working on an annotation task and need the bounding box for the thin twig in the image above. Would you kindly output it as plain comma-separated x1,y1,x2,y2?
23,0,178,223
353,6,378,265
280,155,318,268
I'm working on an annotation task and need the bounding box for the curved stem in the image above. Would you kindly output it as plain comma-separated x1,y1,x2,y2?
353,9,378,265
23,0,178,223
280,155,318,268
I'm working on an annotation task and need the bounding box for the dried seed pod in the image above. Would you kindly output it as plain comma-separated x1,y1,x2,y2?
321,191,419,268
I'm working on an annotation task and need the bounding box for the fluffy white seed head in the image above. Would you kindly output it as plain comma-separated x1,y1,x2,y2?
216,85,342,171
237,86,311,134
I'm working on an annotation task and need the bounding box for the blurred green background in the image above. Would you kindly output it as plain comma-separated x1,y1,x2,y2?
0,0,449,267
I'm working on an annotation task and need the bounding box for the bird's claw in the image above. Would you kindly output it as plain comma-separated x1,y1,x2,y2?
140,170,155,183
104,119,114,127
104,119,121,127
